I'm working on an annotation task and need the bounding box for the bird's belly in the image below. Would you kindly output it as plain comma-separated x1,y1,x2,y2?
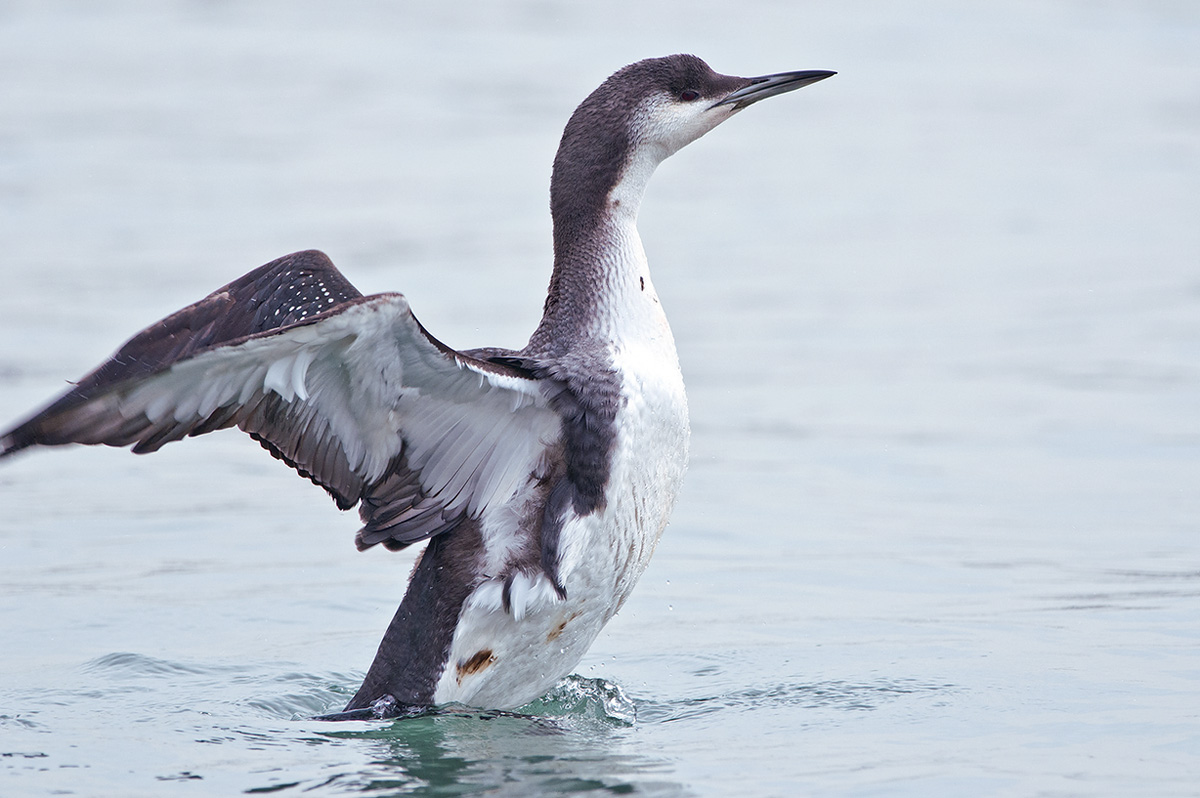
429,567,616,708
432,345,689,709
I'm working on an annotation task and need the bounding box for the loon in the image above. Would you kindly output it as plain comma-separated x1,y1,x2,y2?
0,55,833,717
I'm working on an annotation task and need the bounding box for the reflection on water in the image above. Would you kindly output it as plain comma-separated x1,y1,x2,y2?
311,712,675,797
300,677,662,795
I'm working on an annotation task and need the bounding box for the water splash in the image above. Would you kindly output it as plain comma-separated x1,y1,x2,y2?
516,674,637,726
239,671,638,729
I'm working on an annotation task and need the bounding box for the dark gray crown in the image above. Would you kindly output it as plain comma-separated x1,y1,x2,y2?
549,54,744,244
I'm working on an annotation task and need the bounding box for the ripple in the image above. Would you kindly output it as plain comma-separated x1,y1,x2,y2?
84,652,213,677
242,673,359,721
1042,566,1200,611
0,713,42,731
636,678,953,724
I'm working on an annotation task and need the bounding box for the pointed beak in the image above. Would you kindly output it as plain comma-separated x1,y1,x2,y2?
712,69,836,111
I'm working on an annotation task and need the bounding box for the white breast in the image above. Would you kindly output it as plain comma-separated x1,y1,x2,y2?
431,219,690,709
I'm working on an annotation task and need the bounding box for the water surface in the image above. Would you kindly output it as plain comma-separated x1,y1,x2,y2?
1,2,1198,795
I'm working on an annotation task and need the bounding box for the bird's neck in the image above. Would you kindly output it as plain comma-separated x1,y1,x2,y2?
526,136,667,358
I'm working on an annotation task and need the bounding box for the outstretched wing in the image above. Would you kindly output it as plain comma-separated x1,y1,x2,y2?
1,250,560,550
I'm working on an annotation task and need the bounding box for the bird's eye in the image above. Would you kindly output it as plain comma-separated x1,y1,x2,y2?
678,90,700,102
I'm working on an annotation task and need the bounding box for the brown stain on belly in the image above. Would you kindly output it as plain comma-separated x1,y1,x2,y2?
455,649,496,685
546,611,582,642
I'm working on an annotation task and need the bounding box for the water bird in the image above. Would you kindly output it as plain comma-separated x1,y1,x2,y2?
1,55,833,717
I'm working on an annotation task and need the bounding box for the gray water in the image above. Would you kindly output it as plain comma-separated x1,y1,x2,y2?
1,1,1198,795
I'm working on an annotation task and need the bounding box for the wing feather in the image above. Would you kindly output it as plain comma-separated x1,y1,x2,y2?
1,252,561,550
